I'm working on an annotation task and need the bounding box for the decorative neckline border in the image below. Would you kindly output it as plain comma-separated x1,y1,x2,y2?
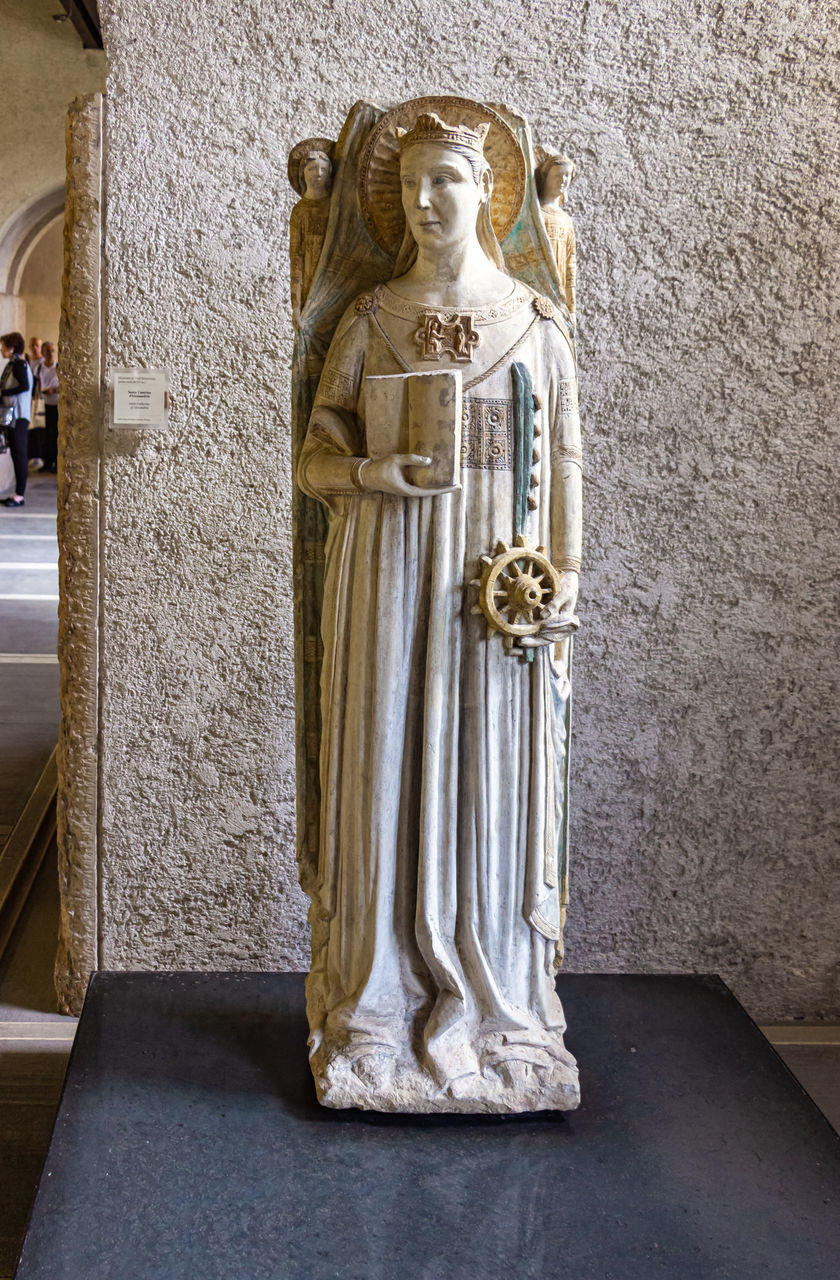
378,280,533,324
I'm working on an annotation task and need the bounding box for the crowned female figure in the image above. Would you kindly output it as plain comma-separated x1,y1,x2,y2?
296,98,583,1113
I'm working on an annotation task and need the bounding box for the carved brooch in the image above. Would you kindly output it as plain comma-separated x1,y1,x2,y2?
414,312,481,362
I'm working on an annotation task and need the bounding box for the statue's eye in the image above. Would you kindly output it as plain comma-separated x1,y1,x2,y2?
433,175,448,185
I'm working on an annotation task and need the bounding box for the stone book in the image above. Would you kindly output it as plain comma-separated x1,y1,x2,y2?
364,370,462,488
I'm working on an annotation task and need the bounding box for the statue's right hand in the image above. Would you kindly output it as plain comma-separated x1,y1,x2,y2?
362,454,457,498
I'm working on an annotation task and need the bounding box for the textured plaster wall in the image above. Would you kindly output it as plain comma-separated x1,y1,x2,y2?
86,0,839,1018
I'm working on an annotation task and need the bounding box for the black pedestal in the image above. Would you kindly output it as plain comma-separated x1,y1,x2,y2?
15,973,840,1279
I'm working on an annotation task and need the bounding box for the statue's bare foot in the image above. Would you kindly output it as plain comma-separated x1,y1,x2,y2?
495,1059,533,1089
481,1041,556,1092
351,1048,396,1091
443,1071,480,1100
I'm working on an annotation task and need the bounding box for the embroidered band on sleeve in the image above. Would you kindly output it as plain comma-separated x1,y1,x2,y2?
557,378,579,415
318,364,357,409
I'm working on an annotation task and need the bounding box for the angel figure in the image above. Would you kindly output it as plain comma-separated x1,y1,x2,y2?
293,98,583,1114
288,138,334,328
535,149,577,320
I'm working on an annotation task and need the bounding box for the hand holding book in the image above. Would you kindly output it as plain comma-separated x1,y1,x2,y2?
357,453,458,497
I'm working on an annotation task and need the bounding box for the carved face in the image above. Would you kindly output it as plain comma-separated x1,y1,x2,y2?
399,143,489,253
302,151,332,199
541,162,573,202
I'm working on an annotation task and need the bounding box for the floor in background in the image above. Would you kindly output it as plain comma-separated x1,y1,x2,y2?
0,469,68,1278
770,1041,840,1133
0,471,59,845
0,852,75,1280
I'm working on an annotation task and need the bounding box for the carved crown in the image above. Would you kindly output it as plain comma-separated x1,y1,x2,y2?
395,112,491,158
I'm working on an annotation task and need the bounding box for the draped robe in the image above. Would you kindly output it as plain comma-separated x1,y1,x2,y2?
298,279,582,1110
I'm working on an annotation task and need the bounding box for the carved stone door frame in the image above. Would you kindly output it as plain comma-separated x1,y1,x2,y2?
55,93,104,1013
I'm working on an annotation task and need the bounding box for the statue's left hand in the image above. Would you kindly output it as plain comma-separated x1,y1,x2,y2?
520,572,580,648
553,570,579,617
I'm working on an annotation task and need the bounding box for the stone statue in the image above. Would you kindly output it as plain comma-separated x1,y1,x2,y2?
288,138,334,328
291,97,583,1114
535,148,577,321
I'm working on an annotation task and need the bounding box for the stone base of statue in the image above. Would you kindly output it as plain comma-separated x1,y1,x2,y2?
16,972,840,1280
311,1039,580,1114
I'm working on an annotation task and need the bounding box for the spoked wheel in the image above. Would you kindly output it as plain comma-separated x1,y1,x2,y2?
472,535,562,654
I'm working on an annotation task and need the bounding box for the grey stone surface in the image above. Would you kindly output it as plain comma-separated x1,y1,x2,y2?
67,0,839,1018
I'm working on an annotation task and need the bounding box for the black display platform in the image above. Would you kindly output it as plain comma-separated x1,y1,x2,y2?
15,973,840,1279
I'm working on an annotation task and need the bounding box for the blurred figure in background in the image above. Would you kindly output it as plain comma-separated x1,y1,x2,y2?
1,332,33,506
26,336,44,471
26,336,42,375
40,342,59,473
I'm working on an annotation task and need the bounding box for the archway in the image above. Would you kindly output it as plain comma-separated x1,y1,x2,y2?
0,186,65,297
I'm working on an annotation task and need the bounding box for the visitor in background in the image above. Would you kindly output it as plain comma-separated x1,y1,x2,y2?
40,342,59,473
26,336,42,373
0,331,33,506
26,336,44,471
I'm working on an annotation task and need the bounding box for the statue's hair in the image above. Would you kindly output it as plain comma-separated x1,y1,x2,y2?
534,152,576,199
392,144,507,276
0,331,24,355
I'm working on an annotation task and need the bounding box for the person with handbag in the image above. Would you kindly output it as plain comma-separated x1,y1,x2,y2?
39,342,59,472
26,336,45,470
0,332,34,506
